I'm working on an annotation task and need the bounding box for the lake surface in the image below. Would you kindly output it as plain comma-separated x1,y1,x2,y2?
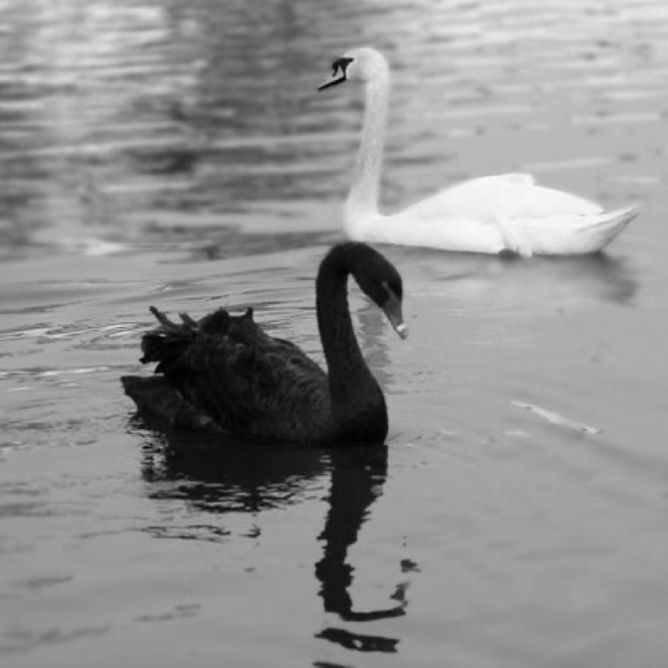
2,0,668,666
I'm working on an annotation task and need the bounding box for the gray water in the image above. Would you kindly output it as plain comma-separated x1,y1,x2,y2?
2,0,668,666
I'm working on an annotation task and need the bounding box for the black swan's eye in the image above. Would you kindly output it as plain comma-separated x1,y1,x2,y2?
380,279,402,305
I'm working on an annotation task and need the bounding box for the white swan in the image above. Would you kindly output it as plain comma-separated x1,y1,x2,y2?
318,47,638,256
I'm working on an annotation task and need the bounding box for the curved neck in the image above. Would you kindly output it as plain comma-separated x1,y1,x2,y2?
316,248,386,439
344,73,390,230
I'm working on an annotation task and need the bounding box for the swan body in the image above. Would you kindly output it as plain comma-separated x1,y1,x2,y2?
318,48,638,257
122,242,407,447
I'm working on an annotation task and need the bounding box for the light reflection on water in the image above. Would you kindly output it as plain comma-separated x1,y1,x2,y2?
1,0,668,666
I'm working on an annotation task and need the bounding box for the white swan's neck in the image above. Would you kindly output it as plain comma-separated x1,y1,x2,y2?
343,72,390,235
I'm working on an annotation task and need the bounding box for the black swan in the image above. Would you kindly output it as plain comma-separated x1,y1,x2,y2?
121,242,407,446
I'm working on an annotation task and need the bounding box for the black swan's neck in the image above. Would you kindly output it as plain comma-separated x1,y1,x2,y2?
316,245,387,441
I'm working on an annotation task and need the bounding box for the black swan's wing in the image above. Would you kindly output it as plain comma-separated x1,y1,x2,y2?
121,374,223,434
129,307,332,443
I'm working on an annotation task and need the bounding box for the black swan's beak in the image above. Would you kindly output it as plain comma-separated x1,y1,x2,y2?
382,288,408,340
393,320,408,339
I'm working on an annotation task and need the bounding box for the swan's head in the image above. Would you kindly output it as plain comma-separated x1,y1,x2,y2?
320,242,407,339
318,47,390,91
352,244,407,340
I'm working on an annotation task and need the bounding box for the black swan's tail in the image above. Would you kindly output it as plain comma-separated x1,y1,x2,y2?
138,305,257,370
122,306,233,431
121,305,257,432
139,306,234,373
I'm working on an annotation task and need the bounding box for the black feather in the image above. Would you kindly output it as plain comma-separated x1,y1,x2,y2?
121,242,406,447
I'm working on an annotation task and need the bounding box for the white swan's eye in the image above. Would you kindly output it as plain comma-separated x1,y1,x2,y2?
332,57,354,77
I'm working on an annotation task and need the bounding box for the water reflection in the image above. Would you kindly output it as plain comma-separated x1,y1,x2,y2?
137,425,408,652
315,447,405,654
400,246,639,308
139,427,327,515
533,253,639,306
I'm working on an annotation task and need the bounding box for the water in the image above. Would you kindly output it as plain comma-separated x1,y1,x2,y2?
1,0,668,665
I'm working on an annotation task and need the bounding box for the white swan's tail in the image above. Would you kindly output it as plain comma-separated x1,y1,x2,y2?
577,205,639,253
523,205,639,255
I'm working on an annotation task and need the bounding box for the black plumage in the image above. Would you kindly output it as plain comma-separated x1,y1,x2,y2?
121,242,407,446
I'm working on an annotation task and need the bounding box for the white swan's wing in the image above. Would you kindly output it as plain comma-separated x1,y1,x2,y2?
407,174,602,223
360,174,634,255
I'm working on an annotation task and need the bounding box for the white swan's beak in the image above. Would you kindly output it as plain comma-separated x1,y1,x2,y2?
317,74,346,91
318,56,354,91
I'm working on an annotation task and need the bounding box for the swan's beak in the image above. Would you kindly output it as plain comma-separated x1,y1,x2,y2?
317,73,346,91
382,292,408,340
392,320,409,340
319,57,354,91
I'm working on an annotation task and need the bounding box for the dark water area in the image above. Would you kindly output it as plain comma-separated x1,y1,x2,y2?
1,0,668,666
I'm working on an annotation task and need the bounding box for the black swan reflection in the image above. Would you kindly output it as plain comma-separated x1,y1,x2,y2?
123,242,407,446
137,430,410,654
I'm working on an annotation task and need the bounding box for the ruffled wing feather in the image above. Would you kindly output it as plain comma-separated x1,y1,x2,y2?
137,307,332,443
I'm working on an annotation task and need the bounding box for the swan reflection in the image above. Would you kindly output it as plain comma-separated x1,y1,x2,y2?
136,425,408,653
398,245,638,308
